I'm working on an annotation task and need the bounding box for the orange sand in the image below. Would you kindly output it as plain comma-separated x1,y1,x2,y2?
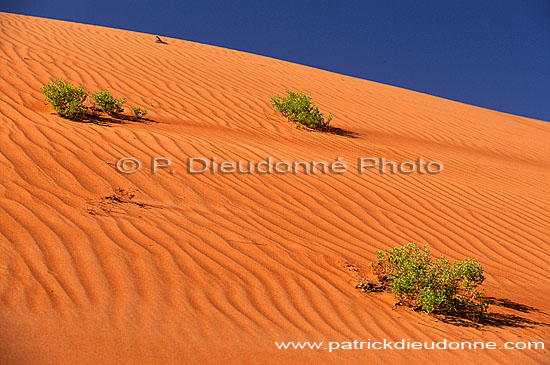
0,12,548,364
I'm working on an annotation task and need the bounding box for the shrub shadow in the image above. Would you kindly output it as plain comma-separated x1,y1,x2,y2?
297,125,360,139
485,296,543,314
436,312,549,329
324,126,360,139
357,280,549,329
434,297,549,329
68,112,157,127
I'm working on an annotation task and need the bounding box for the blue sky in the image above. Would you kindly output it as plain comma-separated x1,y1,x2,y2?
3,1,549,121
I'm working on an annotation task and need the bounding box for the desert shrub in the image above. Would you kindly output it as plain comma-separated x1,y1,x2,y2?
271,90,332,130
371,243,488,319
91,88,126,116
131,106,149,119
41,78,88,118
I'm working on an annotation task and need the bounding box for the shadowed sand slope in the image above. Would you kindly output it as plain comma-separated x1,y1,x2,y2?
0,12,549,365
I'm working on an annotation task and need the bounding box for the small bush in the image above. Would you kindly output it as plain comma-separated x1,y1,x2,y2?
271,90,332,130
131,106,149,119
371,243,488,320
91,88,126,116
41,78,88,118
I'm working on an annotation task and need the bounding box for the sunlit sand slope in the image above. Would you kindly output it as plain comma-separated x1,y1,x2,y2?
0,12,548,364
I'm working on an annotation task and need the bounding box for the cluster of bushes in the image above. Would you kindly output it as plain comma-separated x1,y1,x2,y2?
370,243,489,320
271,90,332,130
43,81,332,131
41,78,148,120
90,87,126,116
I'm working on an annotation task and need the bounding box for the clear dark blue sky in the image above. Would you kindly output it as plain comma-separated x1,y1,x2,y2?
3,1,549,121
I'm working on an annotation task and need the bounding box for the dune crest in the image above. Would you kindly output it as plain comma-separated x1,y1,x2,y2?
0,12,548,364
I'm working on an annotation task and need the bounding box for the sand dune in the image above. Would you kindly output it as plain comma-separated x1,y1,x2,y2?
0,12,548,364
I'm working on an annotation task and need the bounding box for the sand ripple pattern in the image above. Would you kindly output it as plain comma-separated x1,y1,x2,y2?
0,12,549,364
